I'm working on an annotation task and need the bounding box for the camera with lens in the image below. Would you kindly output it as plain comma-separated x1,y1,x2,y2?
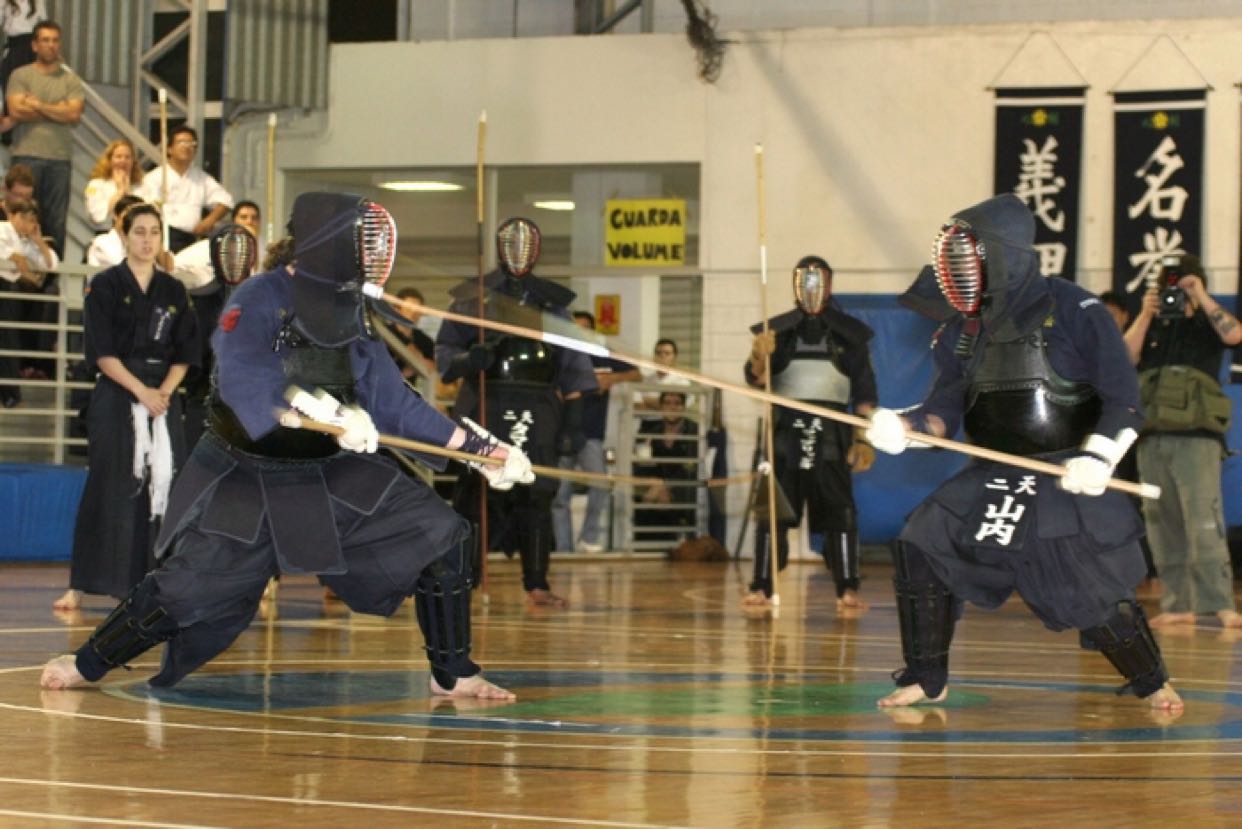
1157,255,1187,319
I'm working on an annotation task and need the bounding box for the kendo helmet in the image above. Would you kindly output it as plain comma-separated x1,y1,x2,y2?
792,255,832,316
288,192,397,347
496,217,541,278
932,218,986,316
209,223,258,287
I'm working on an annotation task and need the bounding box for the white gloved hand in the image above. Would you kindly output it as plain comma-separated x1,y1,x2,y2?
1059,430,1136,497
866,408,912,455
286,388,343,424
285,387,378,454
1060,455,1112,497
337,406,379,453
459,417,536,490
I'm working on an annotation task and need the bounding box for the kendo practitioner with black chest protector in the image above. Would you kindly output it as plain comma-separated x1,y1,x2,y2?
42,193,533,700
743,256,878,611
865,194,1181,711
436,218,597,608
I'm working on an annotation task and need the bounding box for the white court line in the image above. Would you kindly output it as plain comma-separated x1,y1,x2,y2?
3,699,1241,759
0,808,223,828
0,777,692,829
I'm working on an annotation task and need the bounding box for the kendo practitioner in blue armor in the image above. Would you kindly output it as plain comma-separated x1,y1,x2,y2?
42,193,532,700
864,194,1182,711
743,256,878,611
436,217,598,607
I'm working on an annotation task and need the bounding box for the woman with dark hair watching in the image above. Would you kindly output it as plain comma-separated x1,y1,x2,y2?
54,203,200,611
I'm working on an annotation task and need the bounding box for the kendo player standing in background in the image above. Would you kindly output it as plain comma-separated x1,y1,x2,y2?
865,194,1181,711
41,193,532,700
743,255,878,611
436,218,597,608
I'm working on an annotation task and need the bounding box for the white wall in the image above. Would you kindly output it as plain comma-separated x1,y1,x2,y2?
272,16,1242,542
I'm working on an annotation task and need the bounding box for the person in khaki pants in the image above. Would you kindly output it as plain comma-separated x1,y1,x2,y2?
1123,253,1242,629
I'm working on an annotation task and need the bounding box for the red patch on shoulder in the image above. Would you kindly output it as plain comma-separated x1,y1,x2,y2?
219,307,242,333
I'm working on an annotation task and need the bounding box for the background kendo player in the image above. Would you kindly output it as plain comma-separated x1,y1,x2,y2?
743,255,877,611
864,194,1181,711
171,222,260,447
42,192,534,700
436,217,597,608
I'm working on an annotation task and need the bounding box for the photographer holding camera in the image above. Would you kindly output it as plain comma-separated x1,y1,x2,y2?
1123,253,1242,628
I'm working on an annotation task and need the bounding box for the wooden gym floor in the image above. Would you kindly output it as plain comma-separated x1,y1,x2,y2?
2,557,1241,828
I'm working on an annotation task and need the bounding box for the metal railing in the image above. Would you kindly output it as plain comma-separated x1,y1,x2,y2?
0,268,92,465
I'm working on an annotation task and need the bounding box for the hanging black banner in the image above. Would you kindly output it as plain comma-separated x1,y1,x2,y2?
1111,89,1206,302
994,87,1085,281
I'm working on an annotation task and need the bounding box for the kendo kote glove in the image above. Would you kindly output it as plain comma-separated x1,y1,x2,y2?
1059,429,1137,497
865,408,912,455
286,388,379,454
458,416,535,491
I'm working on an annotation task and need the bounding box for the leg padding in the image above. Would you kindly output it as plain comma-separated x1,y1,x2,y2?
75,577,179,682
415,536,480,690
1080,600,1170,698
824,530,861,598
891,541,957,698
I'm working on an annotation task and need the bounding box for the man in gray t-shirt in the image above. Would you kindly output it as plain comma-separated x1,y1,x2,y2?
6,20,84,258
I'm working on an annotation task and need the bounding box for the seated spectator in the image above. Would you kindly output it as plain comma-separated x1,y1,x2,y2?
0,197,59,387
636,337,692,409
1,162,34,219
83,139,142,234
86,193,143,269
136,124,232,252
633,391,699,544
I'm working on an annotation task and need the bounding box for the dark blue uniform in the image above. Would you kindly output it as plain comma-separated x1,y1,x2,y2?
72,269,475,688
901,280,1146,630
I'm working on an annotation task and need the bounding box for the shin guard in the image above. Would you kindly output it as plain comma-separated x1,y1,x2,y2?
415,535,480,690
890,541,957,698
76,577,179,682
1080,600,1169,698
824,530,861,598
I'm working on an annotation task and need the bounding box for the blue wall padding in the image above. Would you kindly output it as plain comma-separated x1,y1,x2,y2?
0,463,86,561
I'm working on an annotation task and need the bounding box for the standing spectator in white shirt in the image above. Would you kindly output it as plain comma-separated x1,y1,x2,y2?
83,139,143,234
137,124,232,252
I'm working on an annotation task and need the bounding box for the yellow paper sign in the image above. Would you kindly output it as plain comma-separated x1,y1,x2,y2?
594,294,621,335
604,198,686,267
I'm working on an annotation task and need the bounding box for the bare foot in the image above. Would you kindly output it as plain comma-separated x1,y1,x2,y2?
877,684,947,708
836,590,869,615
262,578,278,601
1216,609,1242,629
1149,611,1196,629
882,705,948,726
1146,682,1184,711
40,655,88,690
741,590,772,608
526,588,568,608
52,589,82,611
429,673,516,701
